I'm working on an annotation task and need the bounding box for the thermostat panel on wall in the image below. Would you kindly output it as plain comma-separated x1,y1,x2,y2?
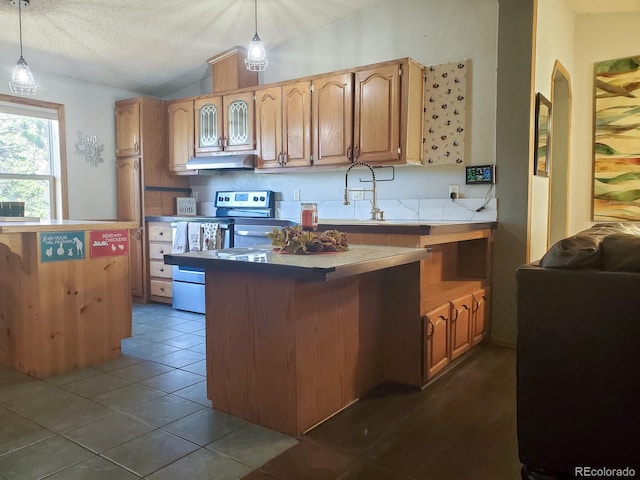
465,164,495,184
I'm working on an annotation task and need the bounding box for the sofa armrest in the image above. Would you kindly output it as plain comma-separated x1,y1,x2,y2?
516,265,640,474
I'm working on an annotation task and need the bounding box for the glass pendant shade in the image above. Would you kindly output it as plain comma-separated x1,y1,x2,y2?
9,55,37,95
245,33,268,72
245,0,268,72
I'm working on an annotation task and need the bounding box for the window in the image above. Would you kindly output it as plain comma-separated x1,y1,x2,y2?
0,95,67,219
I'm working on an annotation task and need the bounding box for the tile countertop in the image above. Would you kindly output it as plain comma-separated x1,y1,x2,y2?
164,244,429,282
317,219,497,235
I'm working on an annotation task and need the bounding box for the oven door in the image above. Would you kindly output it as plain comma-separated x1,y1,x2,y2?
233,219,298,248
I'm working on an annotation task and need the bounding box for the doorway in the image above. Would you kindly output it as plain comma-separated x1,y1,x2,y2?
548,61,572,246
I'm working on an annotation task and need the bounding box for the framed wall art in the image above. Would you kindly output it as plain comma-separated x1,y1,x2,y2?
593,55,640,221
534,92,551,177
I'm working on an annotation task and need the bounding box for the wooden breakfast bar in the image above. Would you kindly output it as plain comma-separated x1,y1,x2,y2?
165,244,430,436
0,219,137,378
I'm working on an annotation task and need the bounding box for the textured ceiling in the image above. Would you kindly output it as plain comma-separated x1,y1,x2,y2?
0,0,383,97
0,0,637,98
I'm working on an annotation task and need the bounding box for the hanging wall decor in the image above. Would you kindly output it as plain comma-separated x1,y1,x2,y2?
424,59,468,165
534,93,551,177
74,131,104,168
593,55,640,221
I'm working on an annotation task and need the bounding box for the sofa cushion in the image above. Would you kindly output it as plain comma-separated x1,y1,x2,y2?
539,234,602,269
601,233,640,272
540,223,640,269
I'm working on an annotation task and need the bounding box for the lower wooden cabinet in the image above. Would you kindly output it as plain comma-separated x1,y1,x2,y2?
424,303,450,380
471,288,488,346
450,294,473,360
424,288,488,382
147,222,173,304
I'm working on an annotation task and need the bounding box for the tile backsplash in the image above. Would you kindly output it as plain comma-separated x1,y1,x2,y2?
277,198,497,223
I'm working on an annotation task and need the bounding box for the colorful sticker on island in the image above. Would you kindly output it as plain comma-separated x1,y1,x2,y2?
40,231,86,262
90,229,129,258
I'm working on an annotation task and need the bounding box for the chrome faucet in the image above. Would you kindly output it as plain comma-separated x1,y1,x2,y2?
344,161,384,221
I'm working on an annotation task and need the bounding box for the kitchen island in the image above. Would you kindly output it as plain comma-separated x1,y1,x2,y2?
0,219,137,378
164,244,430,436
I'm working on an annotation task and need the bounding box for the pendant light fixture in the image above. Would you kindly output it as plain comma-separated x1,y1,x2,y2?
9,0,38,96
244,0,268,72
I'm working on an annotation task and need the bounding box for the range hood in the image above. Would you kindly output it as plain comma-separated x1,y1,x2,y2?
185,154,255,170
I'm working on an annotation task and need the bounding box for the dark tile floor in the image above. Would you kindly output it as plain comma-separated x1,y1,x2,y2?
0,303,520,479
244,343,521,480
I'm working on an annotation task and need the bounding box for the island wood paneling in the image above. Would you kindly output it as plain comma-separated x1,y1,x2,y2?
204,262,422,437
0,231,131,378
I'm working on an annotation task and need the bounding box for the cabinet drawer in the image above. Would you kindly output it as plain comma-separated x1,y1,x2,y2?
148,223,172,242
150,260,172,279
150,279,172,298
148,242,171,260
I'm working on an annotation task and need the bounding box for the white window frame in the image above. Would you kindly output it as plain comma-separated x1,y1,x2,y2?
0,94,68,219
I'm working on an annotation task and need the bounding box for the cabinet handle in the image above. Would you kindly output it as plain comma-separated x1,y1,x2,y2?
159,249,165,254
423,315,435,339
159,267,164,272
134,135,138,152
347,146,353,161
471,296,479,313
134,160,139,170
281,152,287,165
220,137,227,148
158,231,164,237
354,145,360,159
135,230,141,240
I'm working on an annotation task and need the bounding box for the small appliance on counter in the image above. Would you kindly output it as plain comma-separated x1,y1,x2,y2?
171,190,297,314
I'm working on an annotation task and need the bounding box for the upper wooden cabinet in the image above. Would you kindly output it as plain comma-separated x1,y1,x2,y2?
312,73,353,167
353,59,424,166
354,64,401,164
115,101,141,157
255,81,312,169
167,57,425,173
167,100,195,174
309,58,424,168
194,91,255,156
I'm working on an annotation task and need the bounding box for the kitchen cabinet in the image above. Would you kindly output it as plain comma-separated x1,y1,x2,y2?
312,59,424,168
424,303,450,379
115,101,140,157
167,99,195,174
312,73,353,167
147,221,173,304
194,91,255,156
255,81,312,169
450,294,473,360
115,96,190,303
471,288,488,346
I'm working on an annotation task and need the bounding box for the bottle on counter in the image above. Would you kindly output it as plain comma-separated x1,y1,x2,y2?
300,203,318,230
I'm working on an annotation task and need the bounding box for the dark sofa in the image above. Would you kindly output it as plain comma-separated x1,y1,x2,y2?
516,223,640,479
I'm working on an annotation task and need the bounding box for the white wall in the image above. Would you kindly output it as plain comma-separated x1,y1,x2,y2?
192,0,499,210
0,69,141,220
530,0,575,261
572,12,640,233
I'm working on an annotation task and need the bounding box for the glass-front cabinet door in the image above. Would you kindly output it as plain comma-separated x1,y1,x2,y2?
194,97,223,155
193,93,254,155
223,91,255,153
